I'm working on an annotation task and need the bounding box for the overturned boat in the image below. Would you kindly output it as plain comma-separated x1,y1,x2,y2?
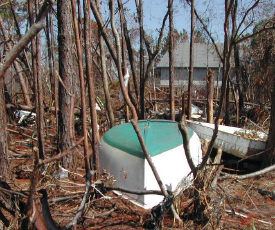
98,119,202,209
187,120,267,160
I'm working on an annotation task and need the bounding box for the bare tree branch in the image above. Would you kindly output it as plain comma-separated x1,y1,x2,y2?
0,0,55,79
131,119,182,225
233,0,260,40
65,171,92,228
192,7,223,61
39,137,84,165
235,24,275,44
219,164,275,180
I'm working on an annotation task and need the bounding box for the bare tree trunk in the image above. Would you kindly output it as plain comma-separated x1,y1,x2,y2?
109,0,138,122
117,0,139,107
187,0,195,120
94,1,115,128
86,0,100,171
168,0,175,121
120,6,130,122
48,14,59,132
233,44,245,123
0,76,10,181
98,31,115,128
224,77,230,125
135,0,145,119
262,69,275,167
57,0,75,169
206,69,214,123
35,15,45,160
46,15,54,104
71,0,90,172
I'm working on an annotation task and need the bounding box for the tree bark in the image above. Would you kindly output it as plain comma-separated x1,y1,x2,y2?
117,0,139,106
206,69,214,123
57,0,75,169
187,0,195,120
119,5,130,122
262,71,275,167
45,14,54,104
109,0,138,122
0,76,10,182
135,0,145,119
87,0,100,171
71,0,90,172
35,15,45,160
98,31,115,128
168,0,175,121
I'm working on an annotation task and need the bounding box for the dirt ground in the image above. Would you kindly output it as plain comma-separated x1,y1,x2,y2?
2,121,275,230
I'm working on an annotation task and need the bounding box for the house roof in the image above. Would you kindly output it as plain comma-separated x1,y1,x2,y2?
157,42,223,68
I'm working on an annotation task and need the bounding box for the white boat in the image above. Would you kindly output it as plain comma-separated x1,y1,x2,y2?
98,119,202,209
187,120,267,159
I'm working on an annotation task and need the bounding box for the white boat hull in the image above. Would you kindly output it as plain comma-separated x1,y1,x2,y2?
187,120,267,159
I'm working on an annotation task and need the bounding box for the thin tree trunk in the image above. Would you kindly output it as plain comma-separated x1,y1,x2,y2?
135,0,145,119
262,69,275,167
46,15,54,104
224,77,230,125
109,0,138,122
233,44,245,121
117,0,139,107
27,0,47,224
35,15,45,160
71,0,90,172
119,7,130,122
168,0,175,121
206,69,214,123
187,0,195,120
86,0,100,171
49,14,59,133
57,0,75,169
90,0,138,122
98,31,115,128
0,76,10,181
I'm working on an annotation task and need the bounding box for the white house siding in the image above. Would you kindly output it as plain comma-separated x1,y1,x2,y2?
159,67,222,87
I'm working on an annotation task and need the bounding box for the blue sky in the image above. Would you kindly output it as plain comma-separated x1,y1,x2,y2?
123,0,225,41
99,0,275,43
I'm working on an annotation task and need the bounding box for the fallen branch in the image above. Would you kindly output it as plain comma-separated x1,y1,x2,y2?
0,186,28,198
219,164,275,180
225,209,273,226
104,186,164,196
65,170,92,229
6,104,34,111
39,137,84,165
7,128,55,150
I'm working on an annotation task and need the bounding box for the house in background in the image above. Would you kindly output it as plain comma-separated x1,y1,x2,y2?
156,43,223,89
